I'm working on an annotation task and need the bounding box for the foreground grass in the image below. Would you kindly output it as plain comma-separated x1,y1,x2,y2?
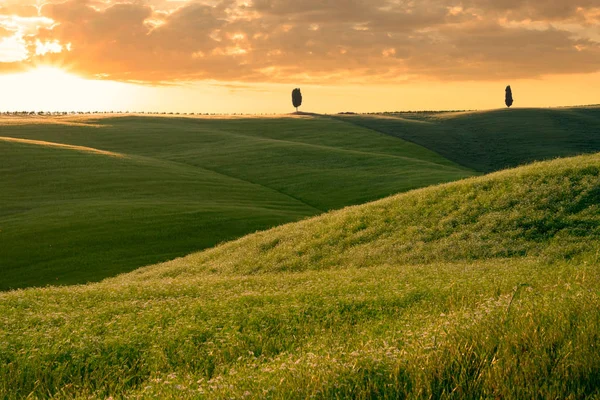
1,115,473,289
1,152,599,398
340,106,600,172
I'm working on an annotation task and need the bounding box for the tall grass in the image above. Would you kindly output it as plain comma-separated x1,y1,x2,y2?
1,152,599,398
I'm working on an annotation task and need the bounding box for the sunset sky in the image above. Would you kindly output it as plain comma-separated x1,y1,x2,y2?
0,0,599,113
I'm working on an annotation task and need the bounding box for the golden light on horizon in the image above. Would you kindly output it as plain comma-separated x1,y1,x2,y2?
0,65,147,112
0,0,598,112
1,66,600,115
21,66,79,87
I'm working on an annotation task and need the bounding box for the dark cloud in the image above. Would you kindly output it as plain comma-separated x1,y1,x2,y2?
0,0,598,83
461,0,599,22
406,22,600,79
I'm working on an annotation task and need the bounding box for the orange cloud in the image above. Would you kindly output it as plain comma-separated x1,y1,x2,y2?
0,0,598,84
0,4,39,18
0,26,13,39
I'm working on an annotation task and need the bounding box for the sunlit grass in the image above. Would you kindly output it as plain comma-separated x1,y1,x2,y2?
1,152,599,398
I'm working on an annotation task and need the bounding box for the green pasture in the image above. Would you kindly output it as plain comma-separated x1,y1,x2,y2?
1,115,473,289
1,152,599,398
340,106,600,172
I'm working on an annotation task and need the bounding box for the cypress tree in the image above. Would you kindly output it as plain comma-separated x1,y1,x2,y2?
292,88,302,112
505,85,514,108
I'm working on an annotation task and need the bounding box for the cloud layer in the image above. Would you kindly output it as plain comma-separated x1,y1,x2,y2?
0,0,599,83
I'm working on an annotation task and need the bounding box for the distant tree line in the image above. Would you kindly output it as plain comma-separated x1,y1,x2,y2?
0,111,282,116
0,86,516,116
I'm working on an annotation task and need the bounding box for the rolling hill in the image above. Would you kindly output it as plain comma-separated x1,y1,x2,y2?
1,152,599,399
339,106,600,172
3,106,600,291
0,115,474,290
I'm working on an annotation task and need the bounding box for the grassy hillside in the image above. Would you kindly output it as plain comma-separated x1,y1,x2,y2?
1,116,473,290
1,152,599,399
340,106,600,172
0,140,316,289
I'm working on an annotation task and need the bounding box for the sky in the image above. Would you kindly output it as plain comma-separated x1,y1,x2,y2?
0,0,599,113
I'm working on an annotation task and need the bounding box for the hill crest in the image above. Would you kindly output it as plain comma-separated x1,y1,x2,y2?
126,151,600,282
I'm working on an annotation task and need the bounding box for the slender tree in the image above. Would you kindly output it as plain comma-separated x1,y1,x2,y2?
505,85,514,108
292,88,302,112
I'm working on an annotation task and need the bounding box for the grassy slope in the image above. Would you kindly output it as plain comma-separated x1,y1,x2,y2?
0,141,316,289
0,116,473,289
1,153,599,399
339,106,600,172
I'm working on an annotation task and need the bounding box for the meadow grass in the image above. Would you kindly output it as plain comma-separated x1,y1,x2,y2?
1,152,599,398
0,115,474,290
340,106,600,172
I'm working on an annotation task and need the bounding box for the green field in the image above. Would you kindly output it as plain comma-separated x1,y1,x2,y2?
1,152,599,399
4,107,600,291
1,115,474,290
339,106,600,172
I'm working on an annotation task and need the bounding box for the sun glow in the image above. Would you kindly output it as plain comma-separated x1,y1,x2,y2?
0,66,145,112
23,66,81,87
1,66,600,115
